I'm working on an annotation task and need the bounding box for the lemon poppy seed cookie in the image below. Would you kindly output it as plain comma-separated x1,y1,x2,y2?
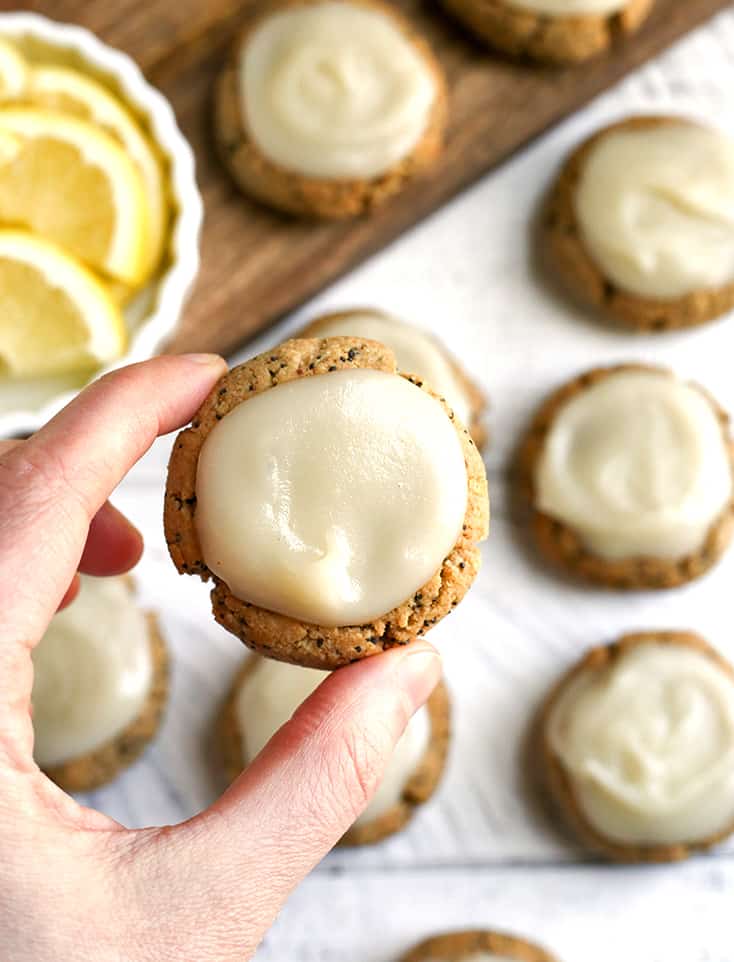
440,0,653,65
544,116,734,330
32,575,169,793
219,656,451,845
539,631,734,863
300,309,488,448
517,365,734,589
165,336,488,669
399,929,560,962
215,0,447,219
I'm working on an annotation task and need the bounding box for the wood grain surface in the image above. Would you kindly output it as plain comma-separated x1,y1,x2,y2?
11,0,730,354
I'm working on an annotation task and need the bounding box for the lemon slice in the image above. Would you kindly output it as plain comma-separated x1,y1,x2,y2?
0,229,127,378
0,40,27,102
0,107,148,284
26,66,168,282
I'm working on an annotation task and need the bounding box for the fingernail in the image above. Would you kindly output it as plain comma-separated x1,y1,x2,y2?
397,647,442,711
180,353,227,369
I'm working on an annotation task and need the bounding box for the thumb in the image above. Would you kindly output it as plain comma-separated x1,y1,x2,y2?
119,643,441,962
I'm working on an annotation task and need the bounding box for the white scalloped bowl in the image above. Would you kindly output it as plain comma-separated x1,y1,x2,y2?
0,12,202,437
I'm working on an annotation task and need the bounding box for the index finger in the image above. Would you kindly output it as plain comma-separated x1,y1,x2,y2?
0,353,226,648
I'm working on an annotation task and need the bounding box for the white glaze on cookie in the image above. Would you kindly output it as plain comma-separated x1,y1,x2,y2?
535,370,732,560
195,369,468,626
548,642,734,845
576,123,734,298
31,576,153,767
433,956,518,962
235,657,431,824
239,1,436,178
506,0,625,12
310,311,472,425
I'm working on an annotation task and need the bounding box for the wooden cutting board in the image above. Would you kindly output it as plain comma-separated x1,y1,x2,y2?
15,0,733,356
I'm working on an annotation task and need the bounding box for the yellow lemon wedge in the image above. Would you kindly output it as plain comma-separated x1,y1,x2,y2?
25,66,168,282
0,40,28,102
0,107,148,284
0,229,127,378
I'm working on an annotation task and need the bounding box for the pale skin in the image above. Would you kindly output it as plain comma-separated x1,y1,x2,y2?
0,354,442,962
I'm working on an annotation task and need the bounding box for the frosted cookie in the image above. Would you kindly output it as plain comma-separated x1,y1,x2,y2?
440,0,653,65
540,631,734,862
299,309,488,448
215,0,447,219
399,929,559,962
218,655,450,844
165,336,488,668
31,575,169,793
544,117,734,330
518,365,734,589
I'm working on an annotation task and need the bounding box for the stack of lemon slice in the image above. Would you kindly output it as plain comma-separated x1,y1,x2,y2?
0,38,168,380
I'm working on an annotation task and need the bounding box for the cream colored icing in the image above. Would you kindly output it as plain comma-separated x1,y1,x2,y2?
507,0,625,12
433,957,517,962
235,657,431,825
575,123,734,298
535,370,732,560
195,369,468,626
239,1,436,178
548,642,734,845
311,311,472,425
31,575,153,767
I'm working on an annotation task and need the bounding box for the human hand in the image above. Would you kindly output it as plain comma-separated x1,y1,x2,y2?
0,354,442,962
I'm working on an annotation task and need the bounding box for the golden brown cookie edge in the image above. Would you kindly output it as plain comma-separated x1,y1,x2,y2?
543,115,734,330
42,611,169,793
214,0,448,219
300,309,489,449
537,630,734,863
516,363,734,589
440,0,654,65
398,928,560,962
164,335,488,668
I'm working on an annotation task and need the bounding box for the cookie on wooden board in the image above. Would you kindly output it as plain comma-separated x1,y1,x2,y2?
299,309,488,449
165,336,489,668
517,364,734,589
218,655,451,845
440,0,654,65
399,929,560,962
215,0,447,219
543,115,734,330
539,631,734,863
32,575,169,793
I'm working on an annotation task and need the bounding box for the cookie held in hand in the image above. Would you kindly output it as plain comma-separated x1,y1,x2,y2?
165,336,489,668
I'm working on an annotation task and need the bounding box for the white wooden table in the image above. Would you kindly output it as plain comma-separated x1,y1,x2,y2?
78,12,734,960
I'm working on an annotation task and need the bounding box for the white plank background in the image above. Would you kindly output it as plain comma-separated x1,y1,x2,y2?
76,11,734,960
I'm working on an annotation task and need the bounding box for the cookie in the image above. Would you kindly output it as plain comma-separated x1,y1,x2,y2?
517,364,734,589
440,0,653,65
218,655,451,845
215,0,447,219
399,929,559,962
543,116,734,330
32,576,169,793
299,309,488,449
165,336,488,669
539,631,734,863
